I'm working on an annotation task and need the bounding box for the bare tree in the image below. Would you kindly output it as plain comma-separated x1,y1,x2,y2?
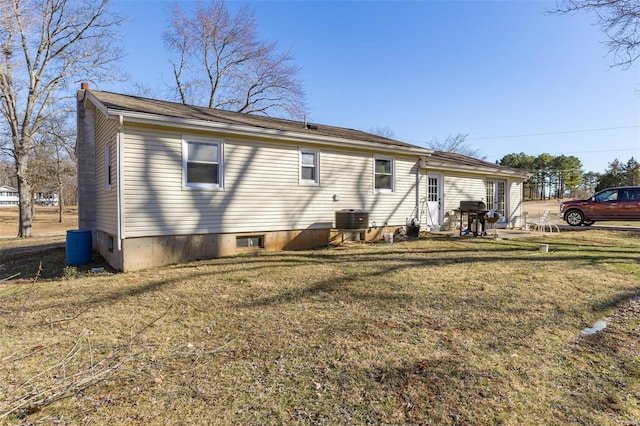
163,1,307,118
426,133,486,160
370,126,396,139
0,157,17,187
30,118,76,222
552,0,640,68
0,0,123,237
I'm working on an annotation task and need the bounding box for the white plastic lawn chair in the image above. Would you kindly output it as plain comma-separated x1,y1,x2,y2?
534,210,560,233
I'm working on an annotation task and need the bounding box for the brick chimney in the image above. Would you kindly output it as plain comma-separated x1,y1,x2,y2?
76,81,96,248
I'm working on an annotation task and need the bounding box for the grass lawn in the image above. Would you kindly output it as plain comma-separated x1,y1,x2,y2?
1,231,639,424
0,206,78,238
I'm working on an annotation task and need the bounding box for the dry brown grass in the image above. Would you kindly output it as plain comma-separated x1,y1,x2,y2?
0,206,78,238
0,230,638,425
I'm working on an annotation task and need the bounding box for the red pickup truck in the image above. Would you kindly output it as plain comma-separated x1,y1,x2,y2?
560,186,640,226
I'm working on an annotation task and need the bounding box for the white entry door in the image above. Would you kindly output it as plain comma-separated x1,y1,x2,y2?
425,175,442,230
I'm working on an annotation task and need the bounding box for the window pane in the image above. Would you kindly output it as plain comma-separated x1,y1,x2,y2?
105,146,111,188
301,166,315,181
484,181,493,206
428,177,438,202
188,142,218,162
301,152,316,166
187,163,219,184
375,174,391,190
596,190,617,202
375,159,391,174
236,236,263,248
497,181,505,212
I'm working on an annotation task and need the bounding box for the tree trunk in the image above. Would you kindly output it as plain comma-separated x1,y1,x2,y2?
58,197,64,222
16,161,34,237
58,186,64,223
57,172,64,223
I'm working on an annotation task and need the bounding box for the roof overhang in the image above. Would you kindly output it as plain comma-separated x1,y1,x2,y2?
420,157,531,180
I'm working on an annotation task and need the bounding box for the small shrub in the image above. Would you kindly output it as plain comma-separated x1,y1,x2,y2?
62,265,78,280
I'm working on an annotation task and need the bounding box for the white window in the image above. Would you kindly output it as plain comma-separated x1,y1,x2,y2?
183,137,224,189
374,157,394,192
300,150,319,185
104,145,112,190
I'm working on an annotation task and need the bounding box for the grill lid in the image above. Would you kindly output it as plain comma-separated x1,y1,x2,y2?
459,201,487,212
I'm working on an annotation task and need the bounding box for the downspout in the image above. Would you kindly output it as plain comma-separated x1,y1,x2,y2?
415,159,421,224
116,115,123,251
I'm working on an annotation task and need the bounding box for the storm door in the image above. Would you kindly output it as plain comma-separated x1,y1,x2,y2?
425,175,442,230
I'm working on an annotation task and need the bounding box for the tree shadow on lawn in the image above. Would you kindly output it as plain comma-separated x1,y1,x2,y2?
0,246,114,281
236,248,639,310
2,239,638,425
2,237,638,324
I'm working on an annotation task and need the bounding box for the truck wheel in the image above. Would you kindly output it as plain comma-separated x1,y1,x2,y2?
565,210,584,226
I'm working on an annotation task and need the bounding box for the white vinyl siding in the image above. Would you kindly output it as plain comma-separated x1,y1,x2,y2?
440,174,487,214
120,126,420,238
94,113,119,234
0,187,19,206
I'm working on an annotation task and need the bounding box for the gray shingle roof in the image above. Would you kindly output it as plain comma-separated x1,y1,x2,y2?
423,151,530,178
88,90,424,151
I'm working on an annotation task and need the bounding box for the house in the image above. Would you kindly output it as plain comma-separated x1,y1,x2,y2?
0,186,19,206
35,192,59,206
76,85,529,271
0,186,60,207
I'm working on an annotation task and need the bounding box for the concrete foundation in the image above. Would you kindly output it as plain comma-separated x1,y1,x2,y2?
97,227,332,272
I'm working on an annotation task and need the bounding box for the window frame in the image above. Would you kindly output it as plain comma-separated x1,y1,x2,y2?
373,156,394,193
485,179,506,213
299,149,320,186
236,235,265,249
595,189,617,203
182,136,224,190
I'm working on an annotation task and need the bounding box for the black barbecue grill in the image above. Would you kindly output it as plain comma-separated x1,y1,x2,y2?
457,201,488,236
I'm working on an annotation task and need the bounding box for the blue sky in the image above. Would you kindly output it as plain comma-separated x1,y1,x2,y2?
106,0,640,174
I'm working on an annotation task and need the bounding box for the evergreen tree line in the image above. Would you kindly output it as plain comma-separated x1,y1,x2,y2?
499,153,640,200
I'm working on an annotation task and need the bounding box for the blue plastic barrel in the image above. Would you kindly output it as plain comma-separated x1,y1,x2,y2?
66,229,93,265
